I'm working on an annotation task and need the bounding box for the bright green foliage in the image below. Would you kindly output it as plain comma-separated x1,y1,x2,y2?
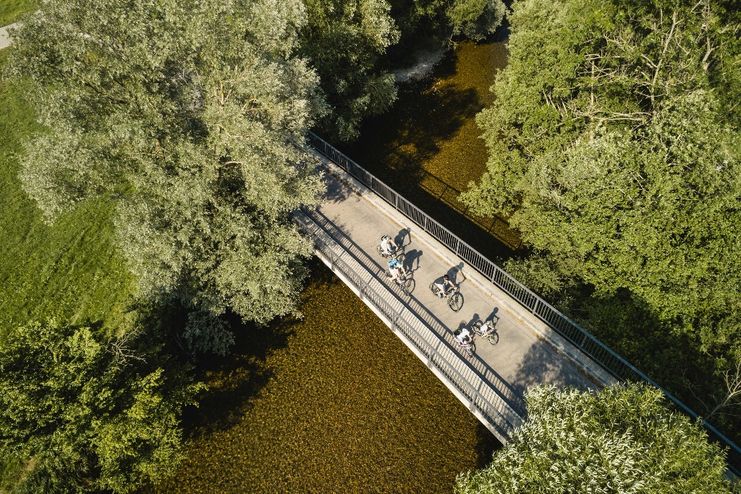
464,0,740,353
302,0,400,141
10,0,326,354
455,384,732,494
0,320,203,493
447,0,506,41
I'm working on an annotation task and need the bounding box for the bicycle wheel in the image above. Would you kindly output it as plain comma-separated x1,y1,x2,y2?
376,245,385,257
402,277,415,294
466,342,476,357
448,292,464,312
486,331,499,345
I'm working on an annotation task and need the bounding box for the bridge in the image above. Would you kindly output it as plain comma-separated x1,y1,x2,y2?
297,134,614,443
0,24,736,470
301,133,741,473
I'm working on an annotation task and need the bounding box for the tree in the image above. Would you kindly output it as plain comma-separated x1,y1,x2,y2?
447,0,506,41
455,384,732,494
301,0,401,141
389,0,505,41
463,0,740,414
0,320,203,493
10,0,326,354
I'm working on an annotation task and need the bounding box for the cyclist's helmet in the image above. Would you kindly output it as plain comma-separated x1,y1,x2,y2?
388,258,400,269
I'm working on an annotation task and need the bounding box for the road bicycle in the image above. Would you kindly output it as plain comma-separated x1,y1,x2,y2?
430,283,464,312
472,319,499,345
386,268,415,294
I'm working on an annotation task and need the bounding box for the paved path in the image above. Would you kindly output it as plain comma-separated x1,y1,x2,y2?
300,152,609,438
0,23,18,50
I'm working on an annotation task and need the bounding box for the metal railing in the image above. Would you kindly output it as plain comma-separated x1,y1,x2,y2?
307,131,741,473
296,208,523,442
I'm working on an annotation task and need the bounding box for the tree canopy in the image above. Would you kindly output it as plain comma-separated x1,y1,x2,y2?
10,0,326,354
0,320,202,493
455,384,732,494
463,0,740,400
302,0,400,141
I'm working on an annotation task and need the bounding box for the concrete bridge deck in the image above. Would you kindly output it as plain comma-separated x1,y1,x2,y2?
297,146,611,442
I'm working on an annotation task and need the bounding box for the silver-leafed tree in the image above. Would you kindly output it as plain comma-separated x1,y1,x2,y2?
10,0,327,354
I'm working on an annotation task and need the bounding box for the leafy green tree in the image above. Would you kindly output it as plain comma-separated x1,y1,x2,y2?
10,0,326,354
390,0,505,41
302,0,400,141
464,0,739,395
455,384,732,494
447,0,506,41
0,320,203,493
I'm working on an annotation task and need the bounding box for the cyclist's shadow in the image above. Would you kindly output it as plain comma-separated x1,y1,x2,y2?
404,248,423,272
394,227,411,249
446,262,466,285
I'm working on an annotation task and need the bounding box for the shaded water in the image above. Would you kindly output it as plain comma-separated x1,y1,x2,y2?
156,262,499,493
344,42,520,257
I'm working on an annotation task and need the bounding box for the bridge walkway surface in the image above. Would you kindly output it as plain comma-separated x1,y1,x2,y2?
295,146,610,443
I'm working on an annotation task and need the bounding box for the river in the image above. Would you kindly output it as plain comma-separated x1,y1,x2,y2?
156,41,507,493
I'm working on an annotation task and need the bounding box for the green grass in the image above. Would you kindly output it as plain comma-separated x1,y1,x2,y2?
0,0,37,27
0,50,134,335
0,47,135,490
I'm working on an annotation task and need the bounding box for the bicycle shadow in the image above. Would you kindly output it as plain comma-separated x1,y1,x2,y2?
404,248,423,272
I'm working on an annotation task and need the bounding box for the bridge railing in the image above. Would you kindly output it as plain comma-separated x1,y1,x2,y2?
307,131,740,473
297,209,522,442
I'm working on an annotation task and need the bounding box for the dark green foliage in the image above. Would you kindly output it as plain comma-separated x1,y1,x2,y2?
302,0,400,141
390,0,505,41
447,0,506,41
464,0,740,435
0,320,203,493
455,384,732,493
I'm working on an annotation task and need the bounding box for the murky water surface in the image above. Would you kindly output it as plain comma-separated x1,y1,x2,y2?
158,264,498,493
345,42,519,254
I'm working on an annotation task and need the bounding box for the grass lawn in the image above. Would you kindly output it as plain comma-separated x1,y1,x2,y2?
0,49,134,334
0,0,38,26
0,0,37,27
0,47,134,486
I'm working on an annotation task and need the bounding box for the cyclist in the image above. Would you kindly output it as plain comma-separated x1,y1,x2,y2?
434,274,456,298
379,235,398,257
455,326,473,346
387,256,406,282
